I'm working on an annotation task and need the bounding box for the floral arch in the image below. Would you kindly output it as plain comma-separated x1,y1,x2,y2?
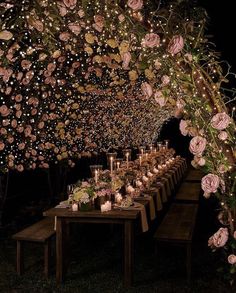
0,0,236,281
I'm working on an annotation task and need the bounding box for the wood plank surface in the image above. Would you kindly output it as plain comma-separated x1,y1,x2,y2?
175,182,201,201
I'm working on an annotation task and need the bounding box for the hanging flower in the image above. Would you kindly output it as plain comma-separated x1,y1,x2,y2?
228,255,236,265
142,33,160,48
167,35,184,55
179,120,189,136
127,0,143,11
189,136,207,156
63,0,77,9
68,23,81,35
92,15,104,32
201,173,220,197
218,131,228,141
161,75,170,86
208,228,228,249
154,91,166,107
121,52,131,69
141,82,153,98
211,112,231,130
0,30,13,40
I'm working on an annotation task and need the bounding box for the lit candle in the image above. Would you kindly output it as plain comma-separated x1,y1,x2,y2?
138,154,142,166
72,202,78,212
110,157,113,174
101,201,112,212
117,161,120,170
126,152,129,168
94,170,98,184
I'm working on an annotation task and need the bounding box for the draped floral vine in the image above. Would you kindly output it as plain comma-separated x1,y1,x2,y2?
0,0,236,281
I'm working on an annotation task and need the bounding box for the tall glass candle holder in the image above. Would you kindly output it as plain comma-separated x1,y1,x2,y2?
106,152,117,175
123,149,131,169
157,142,162,151
90,165,103,184
139,146,145,155
164,140,169,149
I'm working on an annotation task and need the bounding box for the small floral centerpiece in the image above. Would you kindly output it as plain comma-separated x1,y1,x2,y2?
93,181,113,209
72,181,95,211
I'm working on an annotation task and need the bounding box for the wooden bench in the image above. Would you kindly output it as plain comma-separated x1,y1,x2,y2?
185,169,204,182
154,203,198,281
175,182,201,202
12,217,55,278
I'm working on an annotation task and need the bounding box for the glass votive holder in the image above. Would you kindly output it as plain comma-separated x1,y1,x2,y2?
123,149,132,169
90,165,103,184
139,146,145,155
114,158,123,170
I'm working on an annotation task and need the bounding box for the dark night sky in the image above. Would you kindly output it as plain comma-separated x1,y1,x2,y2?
198,1,236,72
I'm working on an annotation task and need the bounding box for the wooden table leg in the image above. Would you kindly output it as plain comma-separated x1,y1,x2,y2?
124,220,134,288
56,217,66,284
16,240,24,275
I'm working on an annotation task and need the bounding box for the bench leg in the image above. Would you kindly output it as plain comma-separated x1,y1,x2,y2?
44,240,51,278
16,240,24,275
186,243,191,282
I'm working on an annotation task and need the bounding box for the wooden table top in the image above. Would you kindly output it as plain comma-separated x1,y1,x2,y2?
44,207,139,220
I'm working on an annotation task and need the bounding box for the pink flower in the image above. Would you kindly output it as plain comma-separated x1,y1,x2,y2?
208,228,228,248
93,15,104,32
142,33,160,48
21,60,32,70
179,120,188,136
184,53,193,62
189,136,207,156
218,164,227,174
15,94,23,102
63,0,77,9
57,1,67,16
154,91,166,107
194,156,205,166
0,30,13,40
0,142,5,151
127,0,143,11
59,32,71,42
16,110,22,118
18,143,25,150
38,121,45,129
218,131,228,141
0,105,10,117
16,164,24,172
47,63,56,72
78,9,85,18
211,112,231,130
121,52,131,69
167,35,184,55
31,19,44,32
228,255,236,265
68,23,81,35
154,60,161,69
161,75,170,86
118,14,125,22
141,82,153,98
201,173,220,197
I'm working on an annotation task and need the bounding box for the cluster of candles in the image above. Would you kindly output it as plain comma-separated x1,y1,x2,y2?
90,141,170,183
101,201,112,212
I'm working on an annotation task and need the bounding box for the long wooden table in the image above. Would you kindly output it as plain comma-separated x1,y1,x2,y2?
43,208,139,287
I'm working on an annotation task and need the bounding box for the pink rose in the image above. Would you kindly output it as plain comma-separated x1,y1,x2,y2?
201,173,220,197
16,110,22,118
189,136,207,156
0,142,5,151
63,0,77,9
93,15,104,32
208,228,228,248
154,91,166,107
59,32,71,42
15,94,23,102
121,52,131,69
21,60,32,69
38,121,45,129
118,14,125,22
0,128,7,135
218,131,228,141
167,35,184,55
211,112,231,130
47,63,56,72
184,53,193,62
0,105,10,117
78,9,85,18
194,156,205,166
179,120,189,136
218,164,227,174
161,75,170,86
18,143,26,150
68,23,81,35
57,1,67,16
16,164,24,172
127,0,143,11
142,33,160,48
228,255,236,265
141,82,153,98
154,60,161,70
